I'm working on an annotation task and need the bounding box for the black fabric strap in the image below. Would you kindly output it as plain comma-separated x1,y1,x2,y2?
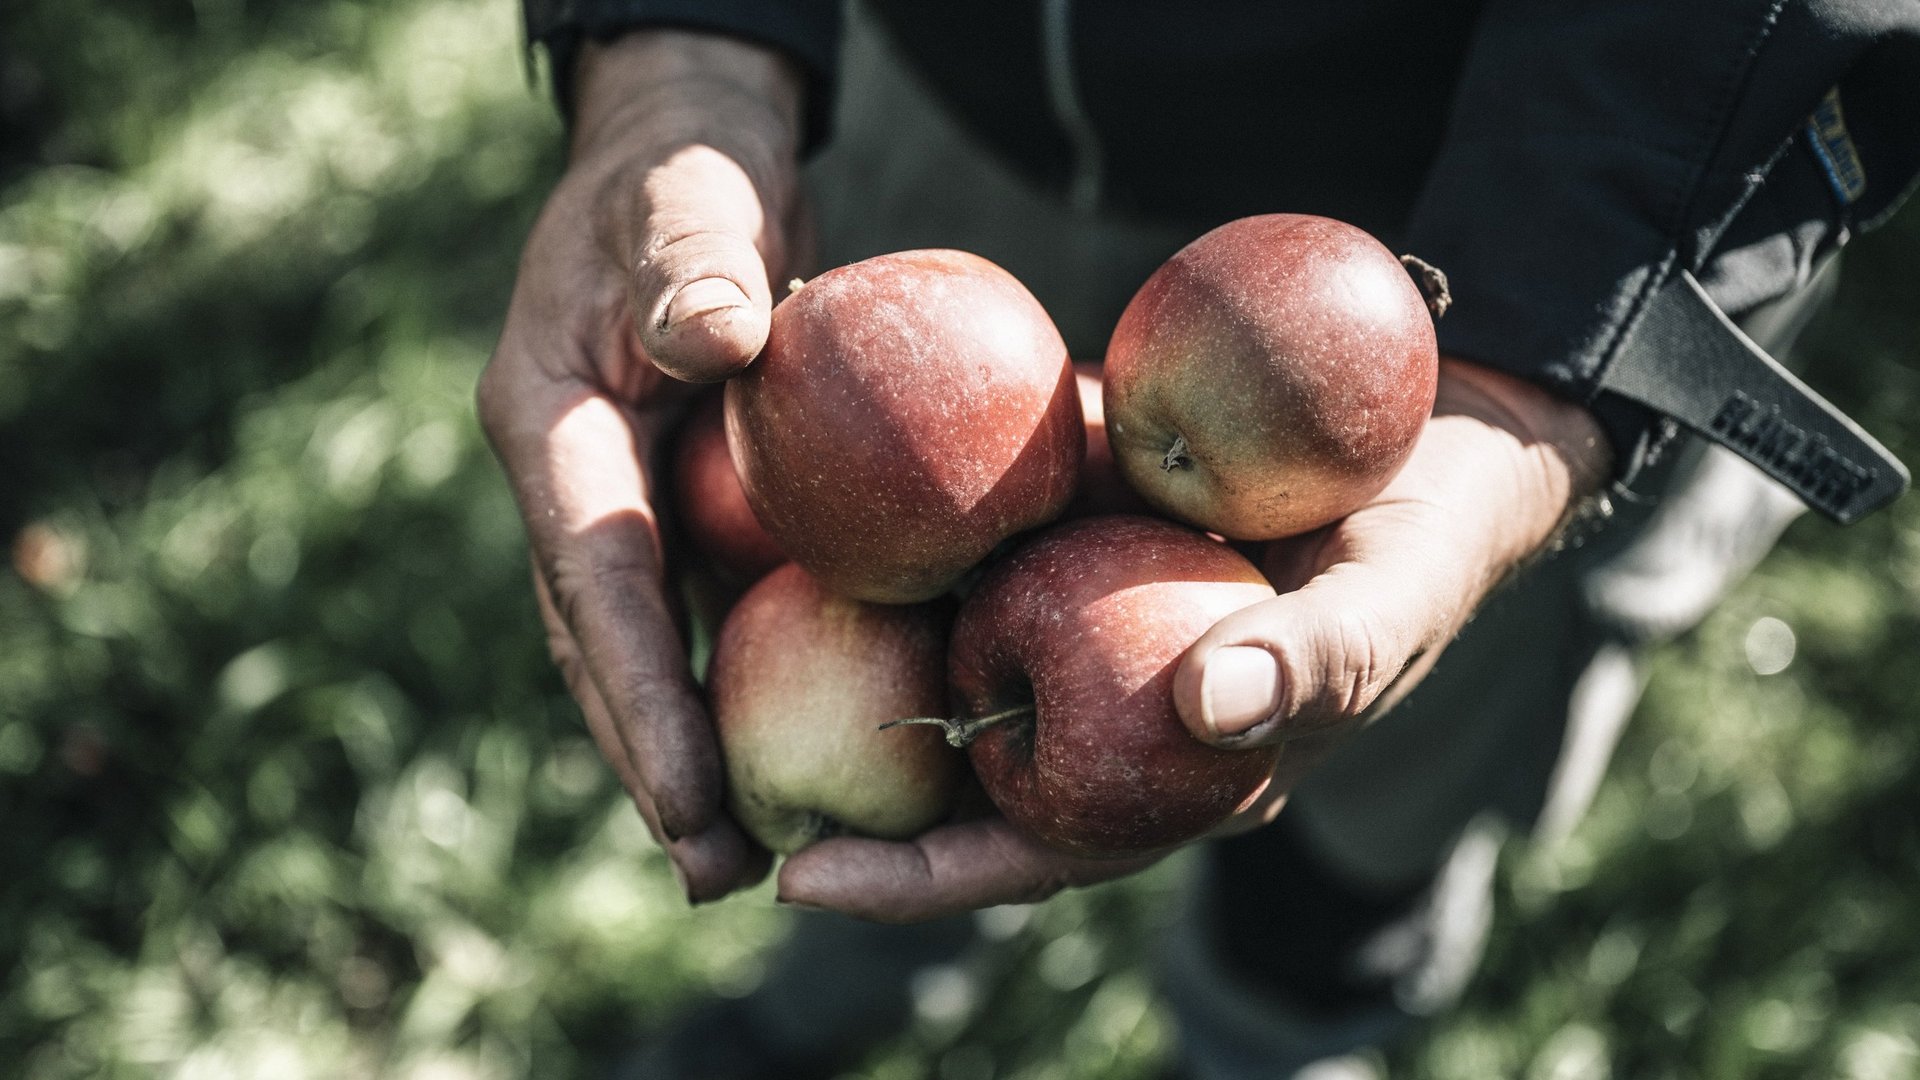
1599,270,1907,523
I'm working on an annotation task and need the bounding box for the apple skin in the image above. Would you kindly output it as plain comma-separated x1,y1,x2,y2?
708,563,962,855
1068,361,1154,518
949,515,1280,857
1103,214,1437,541
670,391,787,586
725,250,1084,604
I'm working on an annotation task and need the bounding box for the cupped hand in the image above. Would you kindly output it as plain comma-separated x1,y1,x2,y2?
775,805,1167,924
476,31,804,902
1174,357,1614,790
775,358,1610,922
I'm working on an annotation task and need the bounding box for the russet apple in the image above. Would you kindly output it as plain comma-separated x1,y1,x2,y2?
725,250,1083,604
1104,214,1438,540
670,391,787,586
896,515,1280,858
708,563,962,855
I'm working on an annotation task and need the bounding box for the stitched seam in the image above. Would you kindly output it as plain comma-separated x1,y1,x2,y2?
1586,0,1788,400
1663,1,1789,246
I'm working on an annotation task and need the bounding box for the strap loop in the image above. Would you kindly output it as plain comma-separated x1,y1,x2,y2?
1599,270,1907,523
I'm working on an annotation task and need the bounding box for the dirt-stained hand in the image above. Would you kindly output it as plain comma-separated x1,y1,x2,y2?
777,360,1612,921
476,31,805,902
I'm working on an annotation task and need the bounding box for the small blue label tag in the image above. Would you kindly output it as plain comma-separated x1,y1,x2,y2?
1807,87,1866,207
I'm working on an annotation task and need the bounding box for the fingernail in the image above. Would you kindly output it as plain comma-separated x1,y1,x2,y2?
775,893,824,912
666,277,749,328
1200,646,1283,739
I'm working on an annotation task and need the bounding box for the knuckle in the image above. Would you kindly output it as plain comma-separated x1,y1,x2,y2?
1314,608,1397,722
615,667,696,725
536,547,599,637
637,230,765,297
547,534,662,602
587,548,670,613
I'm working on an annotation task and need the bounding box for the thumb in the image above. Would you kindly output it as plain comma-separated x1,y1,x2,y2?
633,228,775,384
1173,531,1467,749
573,32,800,384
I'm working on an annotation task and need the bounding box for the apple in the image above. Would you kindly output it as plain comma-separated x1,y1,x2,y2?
725,250,1083,604
1068,361,1153,518
1103,214,1438,540
708,563,962,855
670,390,786,586
894,515,1280,858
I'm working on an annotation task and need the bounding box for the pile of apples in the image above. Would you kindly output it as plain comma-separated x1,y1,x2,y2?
670,215,1441,860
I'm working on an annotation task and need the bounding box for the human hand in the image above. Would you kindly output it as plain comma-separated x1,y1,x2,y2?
773,359,1608,921
775,801,1169,924
1174,357,1613,802
476,31,804,902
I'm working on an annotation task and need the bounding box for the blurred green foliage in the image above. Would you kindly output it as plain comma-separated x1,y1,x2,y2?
1,2,1916,1078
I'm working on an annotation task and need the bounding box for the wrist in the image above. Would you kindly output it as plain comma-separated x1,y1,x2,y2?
570,31,804,168
1426,357,1613,566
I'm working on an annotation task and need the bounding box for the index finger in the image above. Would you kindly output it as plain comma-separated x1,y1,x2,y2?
535,563,772,901
775,818,1162,924
478,340,721,842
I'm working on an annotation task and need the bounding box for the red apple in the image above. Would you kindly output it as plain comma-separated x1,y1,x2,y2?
670,391,786,585
932,515,1281,857
709,563,962,854
725,250,1083,604
1104,214,1438,540
1068,361,1153,518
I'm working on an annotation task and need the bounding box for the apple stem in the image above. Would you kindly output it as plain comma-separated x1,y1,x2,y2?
878,703,1036,749
1160,434,1193,472
1399,254,1451,320
805,812,844,845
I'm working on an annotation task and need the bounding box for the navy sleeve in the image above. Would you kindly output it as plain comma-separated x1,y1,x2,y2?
521,0,842,148
1403,0,1920,485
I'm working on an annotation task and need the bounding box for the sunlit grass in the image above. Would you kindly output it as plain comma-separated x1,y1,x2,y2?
3,1,1917,1077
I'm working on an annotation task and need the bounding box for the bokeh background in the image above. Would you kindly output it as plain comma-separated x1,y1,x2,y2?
2,2,1917,1078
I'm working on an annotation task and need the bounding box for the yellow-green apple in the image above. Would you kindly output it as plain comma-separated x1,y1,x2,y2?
709,563,962,854
724,250,1083,604
1104,214,1438,540
670,391,786,586
894,515,1280,857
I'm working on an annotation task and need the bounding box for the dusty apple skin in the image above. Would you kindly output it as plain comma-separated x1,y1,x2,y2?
670,391,789,586
708,564,961,855
1104,214,1437,541
950,516,1281,857
725,250,1084,604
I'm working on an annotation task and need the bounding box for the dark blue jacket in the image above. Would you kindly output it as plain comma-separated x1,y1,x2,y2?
522,0,1919,516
